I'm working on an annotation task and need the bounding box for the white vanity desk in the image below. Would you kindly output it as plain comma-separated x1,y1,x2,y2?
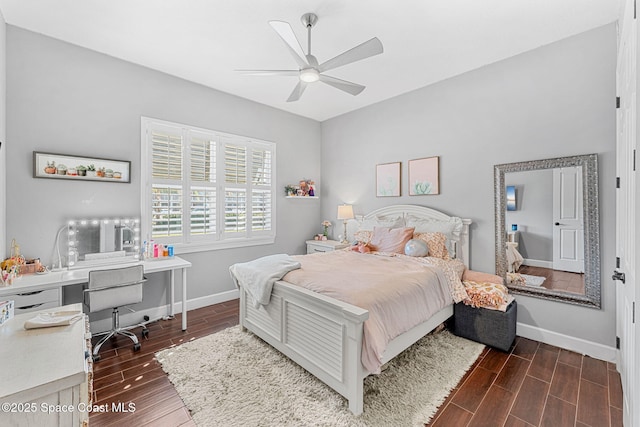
0,303,91,427
0,256,192,331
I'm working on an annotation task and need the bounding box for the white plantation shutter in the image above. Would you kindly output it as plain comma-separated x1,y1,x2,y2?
252,190,271,231
142,117,275,252
190,133,216,237
223,143,247,237
250,146,273,233
152,186,183,238
224,189,247,233
150,125,183,240
224,144,247,184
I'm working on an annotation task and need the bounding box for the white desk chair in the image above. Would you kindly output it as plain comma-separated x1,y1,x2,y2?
84,264,148,361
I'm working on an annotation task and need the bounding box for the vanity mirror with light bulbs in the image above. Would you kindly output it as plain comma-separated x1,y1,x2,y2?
67,218,141,268
494,154,601,308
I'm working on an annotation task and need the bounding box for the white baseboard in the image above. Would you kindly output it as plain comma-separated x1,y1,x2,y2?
517,322,616,362
90,289,239,333
522,259,553,269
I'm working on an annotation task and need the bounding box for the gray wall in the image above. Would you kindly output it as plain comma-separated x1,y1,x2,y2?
320,24,617,347
506,169,553,261
6,26,321,316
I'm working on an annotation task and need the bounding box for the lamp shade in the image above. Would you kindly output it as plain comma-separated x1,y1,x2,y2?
337,204,354,220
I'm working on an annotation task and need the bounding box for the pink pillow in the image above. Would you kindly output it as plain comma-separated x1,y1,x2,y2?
462,269,504,285
369,226,415,253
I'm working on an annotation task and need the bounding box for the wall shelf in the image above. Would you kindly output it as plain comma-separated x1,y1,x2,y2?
286,196,319,199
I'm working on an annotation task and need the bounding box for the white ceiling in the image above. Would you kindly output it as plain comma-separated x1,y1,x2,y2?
0,0,621,122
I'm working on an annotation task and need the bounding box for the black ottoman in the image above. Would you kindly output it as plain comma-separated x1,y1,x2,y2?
450,300,517,352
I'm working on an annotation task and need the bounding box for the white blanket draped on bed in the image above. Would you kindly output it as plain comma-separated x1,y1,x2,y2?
230,254,301,308
283,251,456,374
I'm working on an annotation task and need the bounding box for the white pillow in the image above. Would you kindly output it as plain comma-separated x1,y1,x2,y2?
357,215,405,231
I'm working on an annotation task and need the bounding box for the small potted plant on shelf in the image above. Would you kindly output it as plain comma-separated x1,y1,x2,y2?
86,164,96,177
56,164,67,175
76,165,87,176
284,185,296,196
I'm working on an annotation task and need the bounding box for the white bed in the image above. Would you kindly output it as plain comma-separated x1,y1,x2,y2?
238,205,472,415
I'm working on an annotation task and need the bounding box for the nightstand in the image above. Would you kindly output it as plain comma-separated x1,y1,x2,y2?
306,239,349,254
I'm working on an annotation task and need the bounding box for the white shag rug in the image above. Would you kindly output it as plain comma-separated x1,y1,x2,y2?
521,274,546,287
156,326,484,427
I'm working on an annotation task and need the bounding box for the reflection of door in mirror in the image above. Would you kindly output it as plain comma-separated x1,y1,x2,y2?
505,167,585,296
552,167,584,274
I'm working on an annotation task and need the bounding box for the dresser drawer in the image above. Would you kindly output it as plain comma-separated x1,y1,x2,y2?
305,240,348,254
6,288,60,311
13,300,60,314
307,243,333,254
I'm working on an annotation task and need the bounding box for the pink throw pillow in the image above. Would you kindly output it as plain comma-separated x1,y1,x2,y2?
462,269,504,285
369,226,415,253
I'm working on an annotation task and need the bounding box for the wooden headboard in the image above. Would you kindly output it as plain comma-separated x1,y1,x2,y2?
346,204,472,267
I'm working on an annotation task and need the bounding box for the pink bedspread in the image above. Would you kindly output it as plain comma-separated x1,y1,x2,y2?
283,250,453,374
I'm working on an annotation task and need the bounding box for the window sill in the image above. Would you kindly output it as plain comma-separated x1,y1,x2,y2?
172,237,276,255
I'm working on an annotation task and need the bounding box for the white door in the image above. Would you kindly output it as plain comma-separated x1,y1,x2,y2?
552,167,584,273
616,0,637,425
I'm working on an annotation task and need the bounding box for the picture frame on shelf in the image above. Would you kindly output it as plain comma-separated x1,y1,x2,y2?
33,151,131,183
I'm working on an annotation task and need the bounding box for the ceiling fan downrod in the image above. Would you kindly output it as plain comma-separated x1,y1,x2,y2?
301,13,318,56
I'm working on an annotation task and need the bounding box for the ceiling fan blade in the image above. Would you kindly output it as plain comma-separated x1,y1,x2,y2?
286,81,307,102
319,75,365,96
269,20,309,69
236,69,299,76
318,37,383,73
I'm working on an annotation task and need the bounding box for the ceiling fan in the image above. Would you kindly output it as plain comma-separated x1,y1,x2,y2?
238,13,383,102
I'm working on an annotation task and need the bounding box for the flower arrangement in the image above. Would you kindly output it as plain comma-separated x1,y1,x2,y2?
321,220,332,237
1,239,25,285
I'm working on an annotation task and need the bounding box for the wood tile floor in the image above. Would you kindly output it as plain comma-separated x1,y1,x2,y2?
427,337,623,427
89,300,622,427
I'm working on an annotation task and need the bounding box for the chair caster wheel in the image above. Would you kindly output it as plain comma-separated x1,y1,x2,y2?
133,343,141,352
142,329,149,339
92,354,101,362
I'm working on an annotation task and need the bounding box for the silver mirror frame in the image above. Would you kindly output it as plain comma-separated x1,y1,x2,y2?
494,154,601,308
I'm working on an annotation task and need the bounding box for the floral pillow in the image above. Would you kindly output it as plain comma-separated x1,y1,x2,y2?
421,257,468,303
353,230,373,245
463,280,511,310
414,232,450,260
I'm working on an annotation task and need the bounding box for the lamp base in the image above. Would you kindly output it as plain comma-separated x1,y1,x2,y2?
341,221,349,244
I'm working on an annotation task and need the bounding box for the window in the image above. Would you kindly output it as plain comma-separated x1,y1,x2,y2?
141,117,276,253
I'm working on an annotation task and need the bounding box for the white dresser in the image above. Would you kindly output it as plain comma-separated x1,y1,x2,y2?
0,303,91,427
306,239,349,254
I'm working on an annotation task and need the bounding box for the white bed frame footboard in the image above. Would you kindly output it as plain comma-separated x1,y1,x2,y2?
239,283,453,414
239,205,470,415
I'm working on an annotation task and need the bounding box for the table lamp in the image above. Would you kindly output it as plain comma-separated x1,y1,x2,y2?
337,204,354,244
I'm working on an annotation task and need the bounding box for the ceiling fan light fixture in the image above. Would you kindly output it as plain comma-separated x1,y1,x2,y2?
299,68,319,83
